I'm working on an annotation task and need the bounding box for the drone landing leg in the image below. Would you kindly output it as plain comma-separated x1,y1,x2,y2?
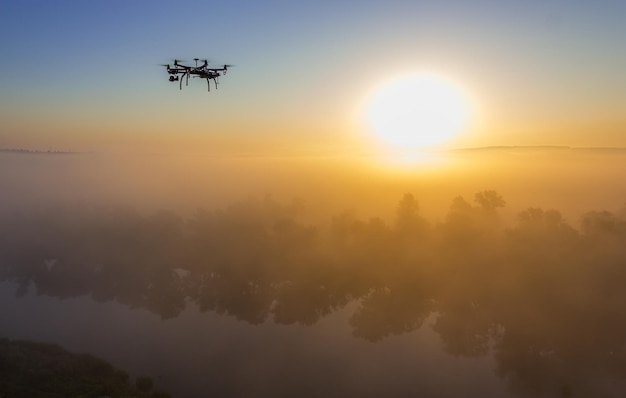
206,78,210,92
179,73,184,90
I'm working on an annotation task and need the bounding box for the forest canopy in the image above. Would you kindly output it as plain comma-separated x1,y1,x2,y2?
1,192,626,396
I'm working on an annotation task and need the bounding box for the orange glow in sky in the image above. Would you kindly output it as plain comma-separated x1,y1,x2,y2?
1,2,626,158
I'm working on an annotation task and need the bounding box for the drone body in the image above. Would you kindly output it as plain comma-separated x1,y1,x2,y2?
163,58,232,91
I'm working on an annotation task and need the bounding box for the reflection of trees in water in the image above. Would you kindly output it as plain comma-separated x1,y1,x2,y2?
2,192,626,397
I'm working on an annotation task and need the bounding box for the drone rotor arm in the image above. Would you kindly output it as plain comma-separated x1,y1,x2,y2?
165,58,231,92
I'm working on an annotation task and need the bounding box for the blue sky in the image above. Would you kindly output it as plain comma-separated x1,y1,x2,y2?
1,1,625,152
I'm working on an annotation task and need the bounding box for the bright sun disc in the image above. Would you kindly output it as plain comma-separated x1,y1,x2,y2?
365,74,469,149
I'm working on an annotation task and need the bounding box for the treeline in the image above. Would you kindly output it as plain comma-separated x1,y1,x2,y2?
1,192,626,396
0,148,78,155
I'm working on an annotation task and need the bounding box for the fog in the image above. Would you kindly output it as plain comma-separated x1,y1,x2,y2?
3,147,626,222
2,147,626,397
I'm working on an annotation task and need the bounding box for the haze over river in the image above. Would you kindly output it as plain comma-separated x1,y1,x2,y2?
2,148,626,397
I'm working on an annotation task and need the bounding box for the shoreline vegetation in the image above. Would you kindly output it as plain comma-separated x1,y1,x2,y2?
1,192,626,396
0,338,171,398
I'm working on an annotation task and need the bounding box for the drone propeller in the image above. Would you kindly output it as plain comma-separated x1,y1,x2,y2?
162,57,232,91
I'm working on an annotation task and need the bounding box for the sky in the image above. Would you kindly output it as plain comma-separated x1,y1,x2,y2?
3,6,626,397
1,0,626,155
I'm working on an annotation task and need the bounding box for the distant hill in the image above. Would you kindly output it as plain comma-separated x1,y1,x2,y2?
450,145,626,153
0,148,82,155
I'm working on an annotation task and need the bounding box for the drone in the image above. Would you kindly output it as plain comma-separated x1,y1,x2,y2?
162,58,232,91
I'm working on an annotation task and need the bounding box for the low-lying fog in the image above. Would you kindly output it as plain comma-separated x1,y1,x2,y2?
2,147,626,398
3,147,626,223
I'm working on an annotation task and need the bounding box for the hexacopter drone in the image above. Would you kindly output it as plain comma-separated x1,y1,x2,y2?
162,58,232,91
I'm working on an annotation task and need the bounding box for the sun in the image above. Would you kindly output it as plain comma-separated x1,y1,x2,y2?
364,73,470,149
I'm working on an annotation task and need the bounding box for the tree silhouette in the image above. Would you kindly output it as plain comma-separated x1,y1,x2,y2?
2,192,626,397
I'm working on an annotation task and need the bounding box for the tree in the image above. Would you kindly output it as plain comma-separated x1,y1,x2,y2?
395,193,428,237
474,190,505,213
